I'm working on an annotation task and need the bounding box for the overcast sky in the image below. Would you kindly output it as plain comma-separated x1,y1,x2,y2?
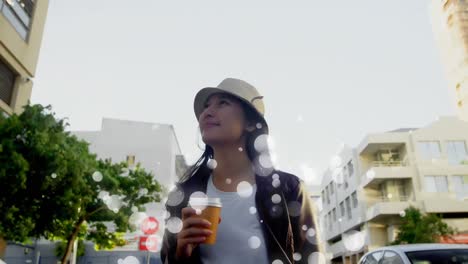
31,0,455,186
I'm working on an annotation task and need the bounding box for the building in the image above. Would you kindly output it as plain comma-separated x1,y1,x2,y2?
320,117,468,264
0,0,49,115
73,118,187,250
73,118,186,191
430,0,468,121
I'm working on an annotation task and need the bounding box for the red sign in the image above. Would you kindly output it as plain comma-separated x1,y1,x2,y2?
141,217,159,235
139,235,159,252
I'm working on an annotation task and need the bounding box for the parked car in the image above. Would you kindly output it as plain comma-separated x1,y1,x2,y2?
358,244,468,264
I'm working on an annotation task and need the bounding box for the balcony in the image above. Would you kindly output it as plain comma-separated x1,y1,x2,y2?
366,196,411,221
360,163,413,188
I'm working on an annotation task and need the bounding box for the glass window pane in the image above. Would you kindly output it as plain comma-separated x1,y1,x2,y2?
435,176,448,192
447,141,468,165
2,4,28,39
382,251,404,264
425,176,437,192
418,141,441,160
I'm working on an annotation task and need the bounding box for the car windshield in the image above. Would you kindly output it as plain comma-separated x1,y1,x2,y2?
406,249,468,264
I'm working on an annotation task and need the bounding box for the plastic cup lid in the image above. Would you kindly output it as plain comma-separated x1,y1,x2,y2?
189,197,222,207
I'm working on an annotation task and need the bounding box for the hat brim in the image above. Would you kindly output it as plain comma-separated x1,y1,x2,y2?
194,87,269,133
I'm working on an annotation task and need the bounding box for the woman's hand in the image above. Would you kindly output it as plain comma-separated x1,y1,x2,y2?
175,207,213,261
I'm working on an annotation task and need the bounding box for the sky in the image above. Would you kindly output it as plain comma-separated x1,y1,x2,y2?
31,0,456,187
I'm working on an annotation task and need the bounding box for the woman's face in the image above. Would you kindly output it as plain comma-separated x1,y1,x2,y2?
198,93,251,147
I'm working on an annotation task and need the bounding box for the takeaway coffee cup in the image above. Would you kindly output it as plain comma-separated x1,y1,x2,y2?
188,197,222,245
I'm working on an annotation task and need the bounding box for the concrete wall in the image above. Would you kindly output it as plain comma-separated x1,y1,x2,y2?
0,0,49,114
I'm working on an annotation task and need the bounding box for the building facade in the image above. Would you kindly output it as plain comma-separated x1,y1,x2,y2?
431,0,468,121
320,117,468,264
73,118,187,251
0,0,49,115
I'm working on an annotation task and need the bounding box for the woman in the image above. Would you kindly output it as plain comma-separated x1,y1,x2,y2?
161,78,321,264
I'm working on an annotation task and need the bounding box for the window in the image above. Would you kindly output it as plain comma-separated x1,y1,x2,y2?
0,59,15,105
340,202,345,217
332,208,337,222
347,161,354,177
381,251,404,264
406,249,468,263
352,192,358,208
446,141,468,165
330,182,334,195
345,197,352,219
363,251,384,264
325,186,330,204
0,0,35,40
126,155,136,166
417,141,441,160
327,213,332,230
452,175,468,198
424,176,448,193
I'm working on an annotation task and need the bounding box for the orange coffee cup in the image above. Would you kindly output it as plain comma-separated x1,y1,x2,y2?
189,197,222,245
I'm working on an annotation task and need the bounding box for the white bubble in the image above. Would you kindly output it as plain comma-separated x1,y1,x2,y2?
272,173,279,180
259,153,274,168
98,191,110,201
226,178,232,184
166,188,185,207
272,179,281,188
120,168,130,177
338,218,343,222
249,207,257,215
308,252,326,264
272,194,282,204
207,158,217,170
189,192,209,211
107,195,123,212
139,188,148,197
248,236,261,249
307,228,316,238
51,173,57,179
297,115,304,122
329,156,342,169
343,230,366,252
293,253,302,261
366,170,376,179
399,211,406,217
92,171,103,182
166,217,183,233
237,181,253,198
121,256,140,264
254,134,270,153
238,147,243,152
131,206,138,213
272,260,283,264
302,225,308,231
288,201,302,217
256,123,263,129
387,193,393,199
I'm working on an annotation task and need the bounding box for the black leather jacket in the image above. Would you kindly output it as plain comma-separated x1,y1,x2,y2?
161,169,321,264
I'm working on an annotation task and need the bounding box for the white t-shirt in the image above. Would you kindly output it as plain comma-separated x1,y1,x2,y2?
199,174,269,264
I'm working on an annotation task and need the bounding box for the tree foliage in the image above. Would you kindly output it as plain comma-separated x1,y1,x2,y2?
0,104,163,262
392,206,455,245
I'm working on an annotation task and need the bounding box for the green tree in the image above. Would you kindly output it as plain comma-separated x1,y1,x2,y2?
55,160,162,264
0,104,91,257
392,206,455,245
0,104,163,263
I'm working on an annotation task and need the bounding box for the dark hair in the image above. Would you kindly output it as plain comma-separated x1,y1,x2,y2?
179,97,272,183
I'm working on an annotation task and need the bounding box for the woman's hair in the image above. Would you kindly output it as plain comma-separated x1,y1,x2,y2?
179,96,270,183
